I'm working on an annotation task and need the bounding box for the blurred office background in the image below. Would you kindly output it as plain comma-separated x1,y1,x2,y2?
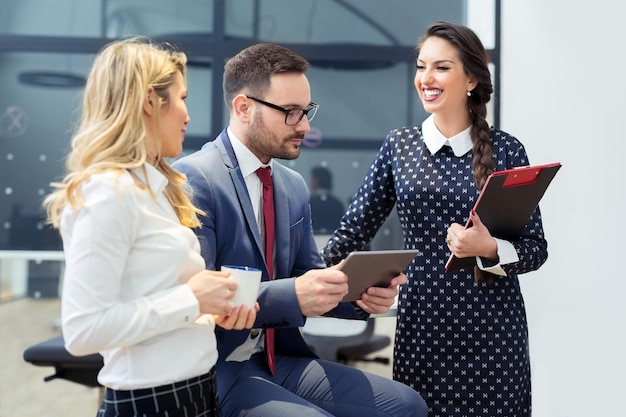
0,1,623,416
0,0,490,254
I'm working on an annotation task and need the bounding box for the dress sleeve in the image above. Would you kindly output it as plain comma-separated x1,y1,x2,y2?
499,134,549,276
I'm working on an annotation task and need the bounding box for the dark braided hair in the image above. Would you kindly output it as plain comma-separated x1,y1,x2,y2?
418,22,496,284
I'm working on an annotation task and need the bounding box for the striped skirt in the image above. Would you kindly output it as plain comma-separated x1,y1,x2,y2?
97,367,220,417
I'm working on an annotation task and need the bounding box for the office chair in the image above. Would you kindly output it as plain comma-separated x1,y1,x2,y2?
302,316,390,365
23,335,103,388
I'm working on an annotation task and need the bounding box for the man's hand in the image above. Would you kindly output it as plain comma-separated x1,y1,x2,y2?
295,266,349,317
355,273,406,314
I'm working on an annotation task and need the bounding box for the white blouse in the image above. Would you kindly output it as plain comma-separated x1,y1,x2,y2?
60,164,217,390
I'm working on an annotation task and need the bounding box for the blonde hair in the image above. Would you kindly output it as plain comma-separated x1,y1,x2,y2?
44,36,203,229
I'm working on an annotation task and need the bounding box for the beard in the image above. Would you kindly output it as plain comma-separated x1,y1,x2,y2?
247,113,304,161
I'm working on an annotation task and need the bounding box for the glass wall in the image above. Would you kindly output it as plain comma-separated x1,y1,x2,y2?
0,0,499,252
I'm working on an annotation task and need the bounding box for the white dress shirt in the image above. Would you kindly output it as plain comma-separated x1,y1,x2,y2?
228,127,274,266
227,127,273,354
422,114,518,275
228,128,273,225
60,164,217,389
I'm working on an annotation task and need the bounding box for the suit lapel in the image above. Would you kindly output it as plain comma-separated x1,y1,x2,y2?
217,130,265,260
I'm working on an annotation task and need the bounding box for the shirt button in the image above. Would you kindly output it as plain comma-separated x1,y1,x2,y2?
250,329,259,336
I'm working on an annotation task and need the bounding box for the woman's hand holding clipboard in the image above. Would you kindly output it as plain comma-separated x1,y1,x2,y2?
445,162,562,272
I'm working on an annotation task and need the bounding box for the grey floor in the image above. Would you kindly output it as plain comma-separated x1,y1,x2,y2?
0,297,395,417
0,297,101,417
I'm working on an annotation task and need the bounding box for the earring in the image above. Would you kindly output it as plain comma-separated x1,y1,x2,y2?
467,90,472,97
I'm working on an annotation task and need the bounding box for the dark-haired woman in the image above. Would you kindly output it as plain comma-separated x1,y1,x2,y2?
322,21,547,417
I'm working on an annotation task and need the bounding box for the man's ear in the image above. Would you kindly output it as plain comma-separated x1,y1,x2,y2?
232,94,252,123
143,87,156,116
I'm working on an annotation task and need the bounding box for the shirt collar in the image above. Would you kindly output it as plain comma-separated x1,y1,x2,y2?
130,163,168,193
422,114,472,157
227,126,274,178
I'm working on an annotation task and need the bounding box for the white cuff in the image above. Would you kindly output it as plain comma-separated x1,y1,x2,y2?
475,238,518,276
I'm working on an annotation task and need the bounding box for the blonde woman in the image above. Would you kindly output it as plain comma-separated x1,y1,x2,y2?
44,37,257,417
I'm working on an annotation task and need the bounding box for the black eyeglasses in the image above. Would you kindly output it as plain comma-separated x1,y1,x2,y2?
246,96,319,126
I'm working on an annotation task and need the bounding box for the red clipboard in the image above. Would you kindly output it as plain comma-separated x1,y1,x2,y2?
445,162,562,272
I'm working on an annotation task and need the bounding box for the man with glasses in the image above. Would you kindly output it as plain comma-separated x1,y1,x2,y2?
173,43,426,417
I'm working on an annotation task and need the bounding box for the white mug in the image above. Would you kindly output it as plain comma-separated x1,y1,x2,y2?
221,265,262,308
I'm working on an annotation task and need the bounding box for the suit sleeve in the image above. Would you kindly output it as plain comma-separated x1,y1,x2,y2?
173,156,220,270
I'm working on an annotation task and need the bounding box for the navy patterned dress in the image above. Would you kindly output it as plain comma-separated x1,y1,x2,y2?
322,125,548,417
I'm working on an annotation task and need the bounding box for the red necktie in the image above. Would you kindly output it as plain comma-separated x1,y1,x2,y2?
256,167,275,375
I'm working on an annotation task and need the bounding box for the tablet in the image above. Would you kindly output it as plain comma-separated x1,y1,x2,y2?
338,250,420,302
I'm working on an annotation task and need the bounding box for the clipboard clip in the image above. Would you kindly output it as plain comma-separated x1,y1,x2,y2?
502,167,542,187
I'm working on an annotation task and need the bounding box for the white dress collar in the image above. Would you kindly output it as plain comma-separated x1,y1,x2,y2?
422,114,472,157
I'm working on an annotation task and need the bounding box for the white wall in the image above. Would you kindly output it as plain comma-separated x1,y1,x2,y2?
501,2,626,416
